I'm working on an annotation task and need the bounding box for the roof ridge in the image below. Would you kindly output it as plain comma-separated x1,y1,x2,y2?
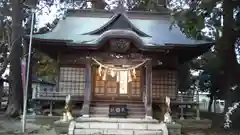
82,13,151,37
65,9,170,17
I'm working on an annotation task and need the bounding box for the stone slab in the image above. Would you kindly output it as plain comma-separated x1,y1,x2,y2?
73,129,164,135
76,122,157,130
118,123,147,130
74,129,103,135
147,123,168,130
76,117,158,123
104,129,134,135
75,122,168,130
134,130,163,135
90,122,118,129
75,122,90,129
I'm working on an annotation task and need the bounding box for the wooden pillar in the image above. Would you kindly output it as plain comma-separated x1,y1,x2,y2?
56,52,60,92
48,101,53,116
196,90,200,120
180,106,184,120
145,59,153,119
180,97,184,120
82,57,92,117
196,104,200,120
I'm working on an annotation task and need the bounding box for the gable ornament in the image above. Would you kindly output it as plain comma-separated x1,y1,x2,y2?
109,39,131,52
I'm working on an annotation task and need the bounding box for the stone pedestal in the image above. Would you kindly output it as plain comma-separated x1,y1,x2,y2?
166,123,182,135
53,120,71,135
175,119,212,129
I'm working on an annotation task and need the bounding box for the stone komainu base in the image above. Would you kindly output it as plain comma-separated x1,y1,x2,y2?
66,117,181,135
54,120,71,135
166,123,181,135
175,119,212,130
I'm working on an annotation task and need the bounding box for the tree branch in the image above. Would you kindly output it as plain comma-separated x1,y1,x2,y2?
0,54,9,76
0,1,11,16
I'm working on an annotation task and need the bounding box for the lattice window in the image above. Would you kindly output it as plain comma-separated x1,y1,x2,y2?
106,76,118,95
152,70,177,101
59,67,85,96
95,75,105,95
131,69,141,96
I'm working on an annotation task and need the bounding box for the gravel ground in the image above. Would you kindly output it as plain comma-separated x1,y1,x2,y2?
0,112,239,135
0,115,57,135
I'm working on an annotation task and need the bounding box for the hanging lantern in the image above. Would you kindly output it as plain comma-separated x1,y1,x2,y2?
102,69,107,80
98,66,102,76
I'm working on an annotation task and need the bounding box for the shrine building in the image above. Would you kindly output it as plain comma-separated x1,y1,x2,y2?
26,6,213,119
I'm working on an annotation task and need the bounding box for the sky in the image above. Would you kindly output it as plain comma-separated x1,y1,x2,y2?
36,0,66,28
35,0,117,28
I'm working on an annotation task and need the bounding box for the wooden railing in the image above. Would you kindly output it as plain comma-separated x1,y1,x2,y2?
33,90,84,101
174,92,199,105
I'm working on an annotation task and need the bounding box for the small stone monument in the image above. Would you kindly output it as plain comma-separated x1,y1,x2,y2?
164,96,172,123
61,94,73,122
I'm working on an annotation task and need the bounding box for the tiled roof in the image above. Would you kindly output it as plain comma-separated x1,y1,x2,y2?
31,9,214,48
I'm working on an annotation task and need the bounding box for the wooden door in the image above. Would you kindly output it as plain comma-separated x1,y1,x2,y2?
93,68,142,101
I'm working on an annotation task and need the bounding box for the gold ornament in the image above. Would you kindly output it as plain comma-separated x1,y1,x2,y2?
60,95,73,122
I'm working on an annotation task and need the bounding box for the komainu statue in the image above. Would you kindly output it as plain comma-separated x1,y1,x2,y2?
164,96,172,123
61,94,73,122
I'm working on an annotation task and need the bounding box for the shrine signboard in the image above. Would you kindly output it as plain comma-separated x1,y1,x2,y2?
109,104,128,118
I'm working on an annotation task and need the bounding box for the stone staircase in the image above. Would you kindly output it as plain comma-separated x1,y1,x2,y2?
68,117,166,135
90,102,145,118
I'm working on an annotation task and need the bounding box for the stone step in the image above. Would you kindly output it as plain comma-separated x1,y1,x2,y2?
90,110,145,115
90,111,145,115
56,118,181,135
90,106,145,110
91,102,144,108
92,105,145,109
76,117,159,123
90,102,145,119
69,119,167,135
74,122,165,130
90,114,145,119
90,111,145,118
73,129,163,135
90,107,145,113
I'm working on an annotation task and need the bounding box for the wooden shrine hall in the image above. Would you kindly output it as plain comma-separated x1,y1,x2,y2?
25,7,213,120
